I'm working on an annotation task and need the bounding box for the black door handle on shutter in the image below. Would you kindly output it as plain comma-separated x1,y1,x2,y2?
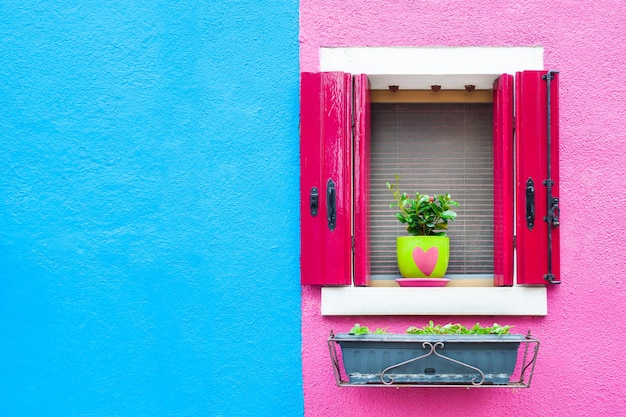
526,177,535,231
310,187,319,216
326,179,336,231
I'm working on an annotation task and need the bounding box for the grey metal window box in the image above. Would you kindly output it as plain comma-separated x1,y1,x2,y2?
328,332,540,388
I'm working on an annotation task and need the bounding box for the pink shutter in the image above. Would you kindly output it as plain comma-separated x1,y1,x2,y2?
300,72,353,285
493,74,514,287
516,70,561,285
353,74,370,286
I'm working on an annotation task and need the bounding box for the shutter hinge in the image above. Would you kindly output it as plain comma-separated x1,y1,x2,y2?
351,235,355,252
544,273,560,284
513,235,516,249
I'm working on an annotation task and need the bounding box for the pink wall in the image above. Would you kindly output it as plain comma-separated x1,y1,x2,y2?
300,1,626,416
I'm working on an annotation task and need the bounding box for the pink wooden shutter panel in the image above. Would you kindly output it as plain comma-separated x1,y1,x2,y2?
353,74,371,287
516,71,560,285
300,72,352,285
493,74,515,287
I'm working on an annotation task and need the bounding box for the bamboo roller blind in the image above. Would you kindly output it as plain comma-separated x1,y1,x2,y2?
369,102,494,277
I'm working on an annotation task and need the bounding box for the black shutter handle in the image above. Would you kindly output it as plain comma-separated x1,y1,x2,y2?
327,179,336,231
309,187,319,216
526,178,535,231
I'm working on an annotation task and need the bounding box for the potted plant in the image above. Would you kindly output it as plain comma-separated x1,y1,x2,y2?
387,177,459,280
328,322,539,387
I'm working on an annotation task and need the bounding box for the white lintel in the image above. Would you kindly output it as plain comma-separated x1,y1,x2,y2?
320,46,545,90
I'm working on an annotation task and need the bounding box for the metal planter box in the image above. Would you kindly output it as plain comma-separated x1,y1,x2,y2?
329,333,539,387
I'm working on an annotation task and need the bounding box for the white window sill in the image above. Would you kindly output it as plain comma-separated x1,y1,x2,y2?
321,286,547,316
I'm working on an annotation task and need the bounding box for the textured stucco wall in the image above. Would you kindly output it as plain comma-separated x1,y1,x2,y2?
0,1,301,416
301,1,626,416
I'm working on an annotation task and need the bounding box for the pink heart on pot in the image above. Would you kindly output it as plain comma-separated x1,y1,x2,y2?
412,247,439,276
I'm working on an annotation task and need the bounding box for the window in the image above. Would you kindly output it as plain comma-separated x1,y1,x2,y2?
369,101,495,285
300,48,559,315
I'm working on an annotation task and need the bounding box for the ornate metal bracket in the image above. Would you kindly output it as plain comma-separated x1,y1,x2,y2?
380,341,485,385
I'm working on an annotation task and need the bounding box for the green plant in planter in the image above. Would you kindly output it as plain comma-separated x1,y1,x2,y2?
349,324,389,335
387,176,460,278
334,321,528,386
405,321,513,336
348,321,514,336
386,176,459,236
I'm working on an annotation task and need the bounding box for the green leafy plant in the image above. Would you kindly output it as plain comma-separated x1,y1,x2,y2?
348,323,370,335
348,324,389,335
349,322,513,336
405,321,513,336
387,176,459,236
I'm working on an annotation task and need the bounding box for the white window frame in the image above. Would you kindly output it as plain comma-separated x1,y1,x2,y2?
319,46,547,316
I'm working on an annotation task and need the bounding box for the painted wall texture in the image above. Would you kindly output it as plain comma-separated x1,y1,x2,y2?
0,1,301,416
300,1,626,416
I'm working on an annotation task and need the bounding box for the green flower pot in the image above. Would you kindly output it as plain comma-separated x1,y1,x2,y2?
396,236,450,278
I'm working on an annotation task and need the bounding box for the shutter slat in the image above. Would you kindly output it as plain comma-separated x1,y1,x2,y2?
493,74,515,286
354,74,371,286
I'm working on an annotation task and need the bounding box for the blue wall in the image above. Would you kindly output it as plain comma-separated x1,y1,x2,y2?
0,1,301,415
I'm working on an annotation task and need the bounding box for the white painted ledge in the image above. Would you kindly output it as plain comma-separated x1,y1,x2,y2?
321,287,547,316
